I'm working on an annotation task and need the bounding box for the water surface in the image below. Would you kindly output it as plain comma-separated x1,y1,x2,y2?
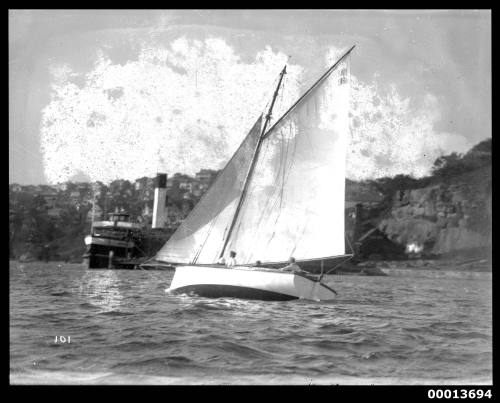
10,261,492,384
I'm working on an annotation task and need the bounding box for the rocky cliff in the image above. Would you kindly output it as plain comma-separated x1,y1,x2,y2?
376,165,491,260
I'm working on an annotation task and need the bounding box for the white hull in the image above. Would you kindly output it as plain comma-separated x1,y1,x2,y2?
167,265,337,301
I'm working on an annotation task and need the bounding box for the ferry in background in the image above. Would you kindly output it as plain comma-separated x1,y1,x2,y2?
83,212,141,269
83,174,173,270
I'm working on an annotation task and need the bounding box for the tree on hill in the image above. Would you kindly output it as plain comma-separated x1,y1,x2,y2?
432,152,465,178
366,174,430,198
467,138,491,154
431,138,491,181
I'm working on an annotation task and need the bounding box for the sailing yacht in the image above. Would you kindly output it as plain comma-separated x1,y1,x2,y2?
147,45,356,301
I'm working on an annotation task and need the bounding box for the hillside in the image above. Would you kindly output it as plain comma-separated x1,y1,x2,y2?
377,165,491,260
10,139,491,265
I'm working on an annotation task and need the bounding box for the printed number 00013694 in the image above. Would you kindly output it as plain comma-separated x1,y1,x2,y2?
428,390,492,399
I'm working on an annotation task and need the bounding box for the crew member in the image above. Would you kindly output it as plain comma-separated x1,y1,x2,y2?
227,251,237,268
279,257,304,274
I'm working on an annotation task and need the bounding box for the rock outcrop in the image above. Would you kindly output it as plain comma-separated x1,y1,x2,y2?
375,166,491,258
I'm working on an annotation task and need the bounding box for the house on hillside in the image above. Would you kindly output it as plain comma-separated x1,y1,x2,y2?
166,203,184,229
40,191,58,209
54,183,68,192
85,203,103,222
69,191,80,205
140,203,153,222
134,177,153,191
195,169,218,186
141,189,154,202
192,187,203,198
181,198,194,216
47,207,64,221
173,174,194,192
9,184,22,193
179,180,193,192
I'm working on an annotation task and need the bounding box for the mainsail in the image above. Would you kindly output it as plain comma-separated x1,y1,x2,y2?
155,47,352,266
223,56,351,264
155,116,262,264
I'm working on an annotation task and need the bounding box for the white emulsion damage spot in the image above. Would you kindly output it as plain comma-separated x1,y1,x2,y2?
40,38,470,184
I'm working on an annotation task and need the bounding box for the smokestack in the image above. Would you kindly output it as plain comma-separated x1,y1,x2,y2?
152,173,167,229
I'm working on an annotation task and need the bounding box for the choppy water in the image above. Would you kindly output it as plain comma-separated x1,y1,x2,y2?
10,261,492,384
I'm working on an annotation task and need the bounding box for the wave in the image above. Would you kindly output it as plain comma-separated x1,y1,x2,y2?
97,310,134,317
10,262,492,384
110,355,202,372
50,291,72,297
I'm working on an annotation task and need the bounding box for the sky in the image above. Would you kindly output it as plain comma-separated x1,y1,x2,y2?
9,9,491,185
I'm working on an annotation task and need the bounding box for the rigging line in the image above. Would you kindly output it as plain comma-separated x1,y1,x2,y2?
249,147,286,248
160,115,263,256
234,105,284,239
218,65,287,259
192,213,219,263
247,157,291,261
262,45,355,141
252,146,294,250
263,138,295,235
222,65,294,256
274,70,287,125
10,141,45,161
294,74,318,97
252,68,345,257
136,263,162,282
345,231,355,256
253,139,286,223
249,123,294,248
239,139,272,231
274,131,286,212
132,244,163,281
289,217,309,258
269,120,295,207
278,121,294,210
242,164,285,257
276,89,292,210
189,191,227,261
274,120,299,207
322,254,355,278
257,74,280,119
192,191,232,262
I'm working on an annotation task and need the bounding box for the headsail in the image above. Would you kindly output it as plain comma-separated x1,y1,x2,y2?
222,54,351,264
154,116,263,264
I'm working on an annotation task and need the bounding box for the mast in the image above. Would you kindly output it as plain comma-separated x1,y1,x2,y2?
218,65,288,259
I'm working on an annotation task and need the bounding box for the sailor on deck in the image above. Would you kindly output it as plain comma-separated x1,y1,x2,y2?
280,257,304,274
226,251,237,268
